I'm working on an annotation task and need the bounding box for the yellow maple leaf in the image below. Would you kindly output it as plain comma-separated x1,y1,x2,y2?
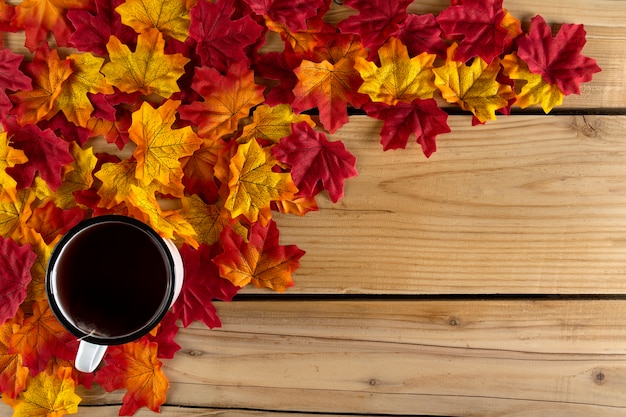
0,189,35,241
355,37,438,105
95,158,181,212
0,132,28,202
502,52,564,113
115,0,192,42
102,28,190,98
34,142,97,210
20,229,51,302
180,194,246,245
238,104,314,144
51,53,114,127
433,43,514,123
224,140,298,224
130,100,202,188
3,366,80,417
94,159,139,210
127,184,198,248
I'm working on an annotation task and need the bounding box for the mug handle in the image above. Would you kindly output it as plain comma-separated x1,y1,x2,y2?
75,341,107,373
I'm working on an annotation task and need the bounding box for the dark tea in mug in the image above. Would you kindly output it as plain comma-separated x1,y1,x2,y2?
46,215,176,345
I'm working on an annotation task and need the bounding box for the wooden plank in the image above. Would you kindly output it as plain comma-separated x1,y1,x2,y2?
269,115,626,295
61,299,626,417
56,409,377,417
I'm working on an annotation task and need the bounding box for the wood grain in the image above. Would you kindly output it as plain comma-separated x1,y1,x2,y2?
60,299,626,416
269,115,626,295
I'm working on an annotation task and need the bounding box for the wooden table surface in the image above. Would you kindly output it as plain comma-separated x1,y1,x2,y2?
3,1,626,416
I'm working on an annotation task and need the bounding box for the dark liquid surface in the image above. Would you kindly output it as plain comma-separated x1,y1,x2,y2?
54,222,170,338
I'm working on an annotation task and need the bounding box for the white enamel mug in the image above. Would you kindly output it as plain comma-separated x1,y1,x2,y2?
45,215,184,373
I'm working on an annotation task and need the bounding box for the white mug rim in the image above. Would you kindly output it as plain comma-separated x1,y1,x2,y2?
45,215,179,346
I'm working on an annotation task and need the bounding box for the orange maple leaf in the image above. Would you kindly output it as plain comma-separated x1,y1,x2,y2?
264,18,319,55
291,57,363,133
180,136,225,202
0,313,28,399
213,220,305,292
224,140,298,225
9,300,72,372
10,44,72,126
13,0,90,52
51,53,114,127
95,338,168,415
102,28,190,98
178,61,265,139
129,100,203,188
0,131,28,202
274,194,319,217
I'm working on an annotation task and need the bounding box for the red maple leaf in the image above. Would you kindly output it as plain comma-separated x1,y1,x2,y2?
337,0,413,58
436,0,511,64
0,237,36,325
68,0,136,56
394,14,448,59
4,120,74,191
88,93,117,121
87,90,140,150
147,311,181,360
40,113,91,147
272,122,357,202
213,220,305,292
0,49,31,122
171,243,240,329
516,15,601,96
0,1,16,38
254,51,298,105
190,0,264,73
363,98,451,156
244,0,328,32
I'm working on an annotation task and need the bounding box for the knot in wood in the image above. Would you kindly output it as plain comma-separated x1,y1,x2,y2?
448,317,460,327
182,349,205,357
593,369,607,385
